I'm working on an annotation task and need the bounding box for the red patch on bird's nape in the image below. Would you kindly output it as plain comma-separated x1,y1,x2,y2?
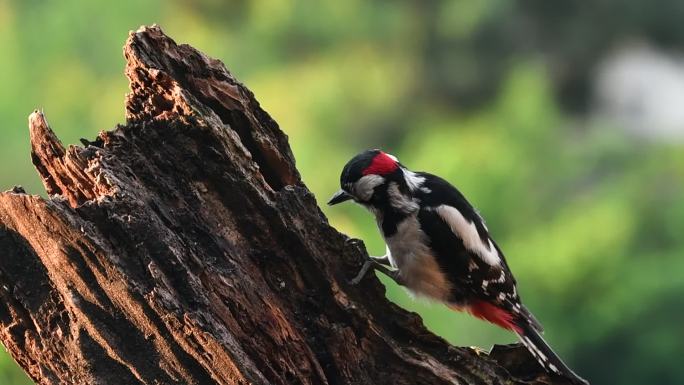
362,151,399,176
468,301,522,333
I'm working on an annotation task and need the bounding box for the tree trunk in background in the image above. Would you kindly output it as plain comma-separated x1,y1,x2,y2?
0,25,570,385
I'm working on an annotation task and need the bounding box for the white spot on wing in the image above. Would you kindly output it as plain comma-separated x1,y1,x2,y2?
468,259,478,271
434,205,501,266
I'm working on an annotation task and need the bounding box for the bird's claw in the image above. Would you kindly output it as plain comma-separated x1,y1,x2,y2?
345,237,364,248
348,260,374,285
348,257,404,286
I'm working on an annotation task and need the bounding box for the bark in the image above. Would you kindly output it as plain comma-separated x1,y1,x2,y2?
0,25,572,385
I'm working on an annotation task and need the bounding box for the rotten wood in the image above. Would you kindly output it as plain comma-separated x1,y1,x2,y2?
0,25,572,385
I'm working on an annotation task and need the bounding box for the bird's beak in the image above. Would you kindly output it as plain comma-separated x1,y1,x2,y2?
328,190,353,206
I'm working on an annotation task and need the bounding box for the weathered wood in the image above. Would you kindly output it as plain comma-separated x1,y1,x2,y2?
0,25,570,385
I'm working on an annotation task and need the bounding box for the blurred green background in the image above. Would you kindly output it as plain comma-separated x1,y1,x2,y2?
1,1,683,384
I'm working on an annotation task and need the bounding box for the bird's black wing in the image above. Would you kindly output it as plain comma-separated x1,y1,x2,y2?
415,172,542,331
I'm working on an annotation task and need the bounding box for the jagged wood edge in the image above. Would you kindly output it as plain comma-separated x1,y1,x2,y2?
0,25,567,385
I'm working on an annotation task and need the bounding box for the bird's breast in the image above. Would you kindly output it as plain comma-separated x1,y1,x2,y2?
383,215,452,302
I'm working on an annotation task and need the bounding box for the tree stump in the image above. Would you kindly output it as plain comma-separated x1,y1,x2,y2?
0,25,571,385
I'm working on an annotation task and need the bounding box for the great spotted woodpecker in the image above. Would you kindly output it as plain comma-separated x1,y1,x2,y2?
329,149,588,385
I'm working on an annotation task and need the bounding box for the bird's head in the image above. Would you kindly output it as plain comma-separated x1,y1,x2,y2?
328,149,411,210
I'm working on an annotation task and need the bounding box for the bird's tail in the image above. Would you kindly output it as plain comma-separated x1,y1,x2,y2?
516,323,589,385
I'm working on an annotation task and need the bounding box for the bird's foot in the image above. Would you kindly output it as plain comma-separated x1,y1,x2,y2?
349,254,402,286
349,259,374,285
345,237,364,248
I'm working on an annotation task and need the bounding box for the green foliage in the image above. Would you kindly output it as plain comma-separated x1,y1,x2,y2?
0,1,682,384
0,352,32,385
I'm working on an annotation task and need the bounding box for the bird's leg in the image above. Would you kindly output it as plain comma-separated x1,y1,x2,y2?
349,254,403,286
345,238,402,286
370,254,391,266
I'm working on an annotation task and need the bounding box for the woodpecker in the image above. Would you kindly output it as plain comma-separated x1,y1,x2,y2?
328,149,588,385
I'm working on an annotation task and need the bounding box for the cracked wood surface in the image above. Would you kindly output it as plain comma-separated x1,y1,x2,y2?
0,25,571,385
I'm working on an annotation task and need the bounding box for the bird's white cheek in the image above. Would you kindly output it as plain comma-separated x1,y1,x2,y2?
354,174,385,201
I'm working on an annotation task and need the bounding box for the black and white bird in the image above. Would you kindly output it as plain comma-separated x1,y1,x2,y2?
328,149,588,385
